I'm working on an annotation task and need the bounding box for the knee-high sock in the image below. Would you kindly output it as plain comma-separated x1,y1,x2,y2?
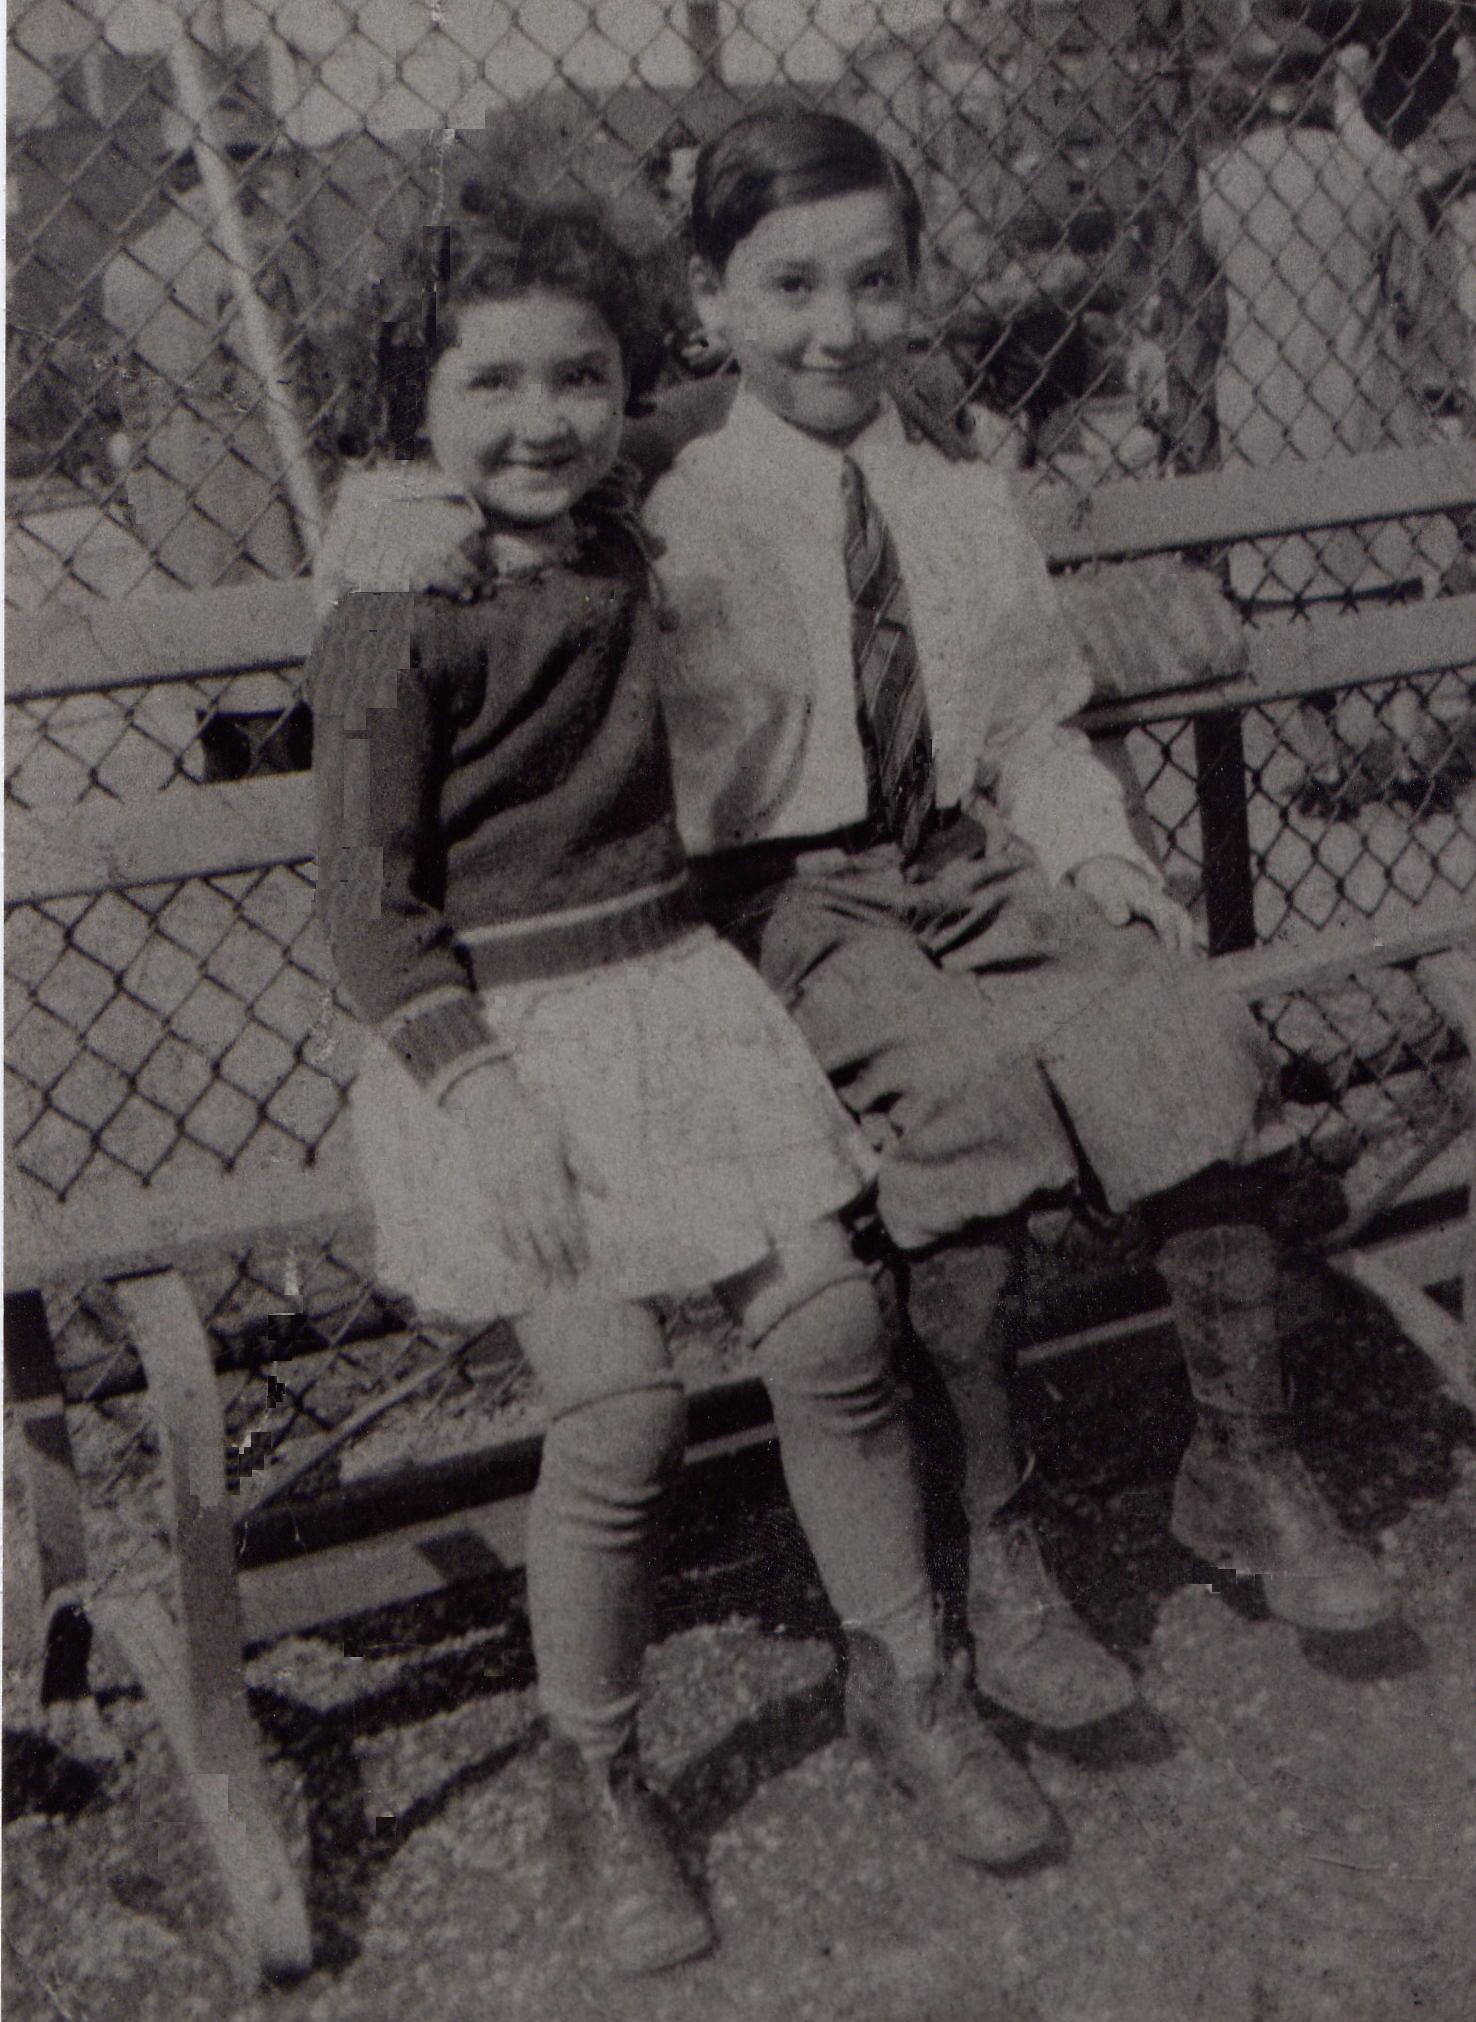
759,1273,935,1674
526,1380,687,1764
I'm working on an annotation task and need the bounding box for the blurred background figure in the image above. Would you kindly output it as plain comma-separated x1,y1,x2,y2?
100,90,307,588
1197,17,1469,818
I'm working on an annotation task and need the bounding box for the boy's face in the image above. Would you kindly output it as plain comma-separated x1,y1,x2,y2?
426,290,626,527
692,188,914,441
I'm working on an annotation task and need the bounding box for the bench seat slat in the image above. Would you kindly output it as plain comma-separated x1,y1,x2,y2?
1026,443,1476,564
9,900,1469,1298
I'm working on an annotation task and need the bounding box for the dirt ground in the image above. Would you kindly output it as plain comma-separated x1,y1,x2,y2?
5,1277,1475,2022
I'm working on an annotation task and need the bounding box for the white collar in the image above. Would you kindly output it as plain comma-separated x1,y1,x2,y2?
720,386,910,500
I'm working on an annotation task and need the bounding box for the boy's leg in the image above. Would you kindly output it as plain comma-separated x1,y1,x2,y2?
1146,1203,1396,1635
753,860,1137,1726
905,1240,1138,1727
516,1297,712,1973
728,1218,1053,1869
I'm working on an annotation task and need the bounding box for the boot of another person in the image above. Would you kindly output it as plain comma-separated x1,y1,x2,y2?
845,1632,1055,1868
1158,1226,1396,1634
546,1731,714,1975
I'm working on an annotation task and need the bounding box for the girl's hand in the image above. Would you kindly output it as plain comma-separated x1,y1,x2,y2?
444,1061,596,1287
1070,855,1198,955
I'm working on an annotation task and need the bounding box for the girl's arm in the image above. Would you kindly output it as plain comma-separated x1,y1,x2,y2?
310,592,505,1100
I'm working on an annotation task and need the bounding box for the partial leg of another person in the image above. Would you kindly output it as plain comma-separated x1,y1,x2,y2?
517,1294,713,1974
724,1215,1054,1867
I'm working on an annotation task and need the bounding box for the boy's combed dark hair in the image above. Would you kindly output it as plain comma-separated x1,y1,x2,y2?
316,177,664,462
690,106,923,277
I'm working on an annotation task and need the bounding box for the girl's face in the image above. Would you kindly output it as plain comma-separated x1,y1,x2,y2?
426,289,626,526
692,188,913,441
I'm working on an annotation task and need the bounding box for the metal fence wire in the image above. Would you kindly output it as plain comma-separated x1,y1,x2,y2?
7,1,1475,1452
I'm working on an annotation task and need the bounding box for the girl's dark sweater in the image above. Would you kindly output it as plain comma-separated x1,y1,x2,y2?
310,526,692,1094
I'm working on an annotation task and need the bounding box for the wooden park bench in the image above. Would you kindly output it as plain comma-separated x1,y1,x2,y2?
6,439,1474,1981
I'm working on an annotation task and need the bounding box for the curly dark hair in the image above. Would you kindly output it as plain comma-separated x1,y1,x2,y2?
314,177,665,463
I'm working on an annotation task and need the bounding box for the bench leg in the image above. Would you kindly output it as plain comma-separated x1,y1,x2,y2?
111,1270,312,1982
1417,949,1476,1351
1324,1249,1476,1418
4,1290,94,1710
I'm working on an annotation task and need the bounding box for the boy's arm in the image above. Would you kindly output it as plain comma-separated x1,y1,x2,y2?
970,496,1165,891
312,465,484,619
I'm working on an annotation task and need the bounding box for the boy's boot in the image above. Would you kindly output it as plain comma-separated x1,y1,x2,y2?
546,1731,714,1975
845,1632,1055,1869
963,1468,1139,1730
908,1238,1137,1729
1158,1226,1395,1633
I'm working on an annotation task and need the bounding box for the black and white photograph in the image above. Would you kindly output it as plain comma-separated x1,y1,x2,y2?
4,2,1475,2016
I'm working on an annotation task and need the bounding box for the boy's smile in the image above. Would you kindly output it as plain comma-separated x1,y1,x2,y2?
692,189,914,443
425,291,626,528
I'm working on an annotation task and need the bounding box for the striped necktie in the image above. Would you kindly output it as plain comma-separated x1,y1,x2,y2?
840,455,936,860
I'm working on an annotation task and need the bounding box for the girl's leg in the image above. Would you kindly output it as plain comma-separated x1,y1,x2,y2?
726,1219,1053,1870
516,1296,712,1973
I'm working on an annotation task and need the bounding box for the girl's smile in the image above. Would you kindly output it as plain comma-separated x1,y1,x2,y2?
692,188,914,442
425,290,627,529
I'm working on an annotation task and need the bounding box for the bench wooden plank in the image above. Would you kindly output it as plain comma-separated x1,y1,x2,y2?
8,901,1469,1299
11,590,1475,909
5,774,318,905
1026,442,1476,564
1082,596,1476,734
111,1269,311,1980
7,448,1472,706
5,583,316,702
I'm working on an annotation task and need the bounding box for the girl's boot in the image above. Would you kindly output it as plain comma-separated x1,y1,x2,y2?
546,1729,714,1976
1158,1226,1396,1633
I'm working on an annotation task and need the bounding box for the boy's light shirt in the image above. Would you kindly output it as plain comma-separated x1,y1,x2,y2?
645,389,1158,885
315,399,1156,889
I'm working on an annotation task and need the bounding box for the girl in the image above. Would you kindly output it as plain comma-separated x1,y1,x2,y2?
310,182,1052,1979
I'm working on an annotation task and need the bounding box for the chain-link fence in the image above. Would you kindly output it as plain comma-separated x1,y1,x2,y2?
7,2,1475,1469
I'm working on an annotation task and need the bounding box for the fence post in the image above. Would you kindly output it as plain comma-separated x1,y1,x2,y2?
167,27,323,563
1140,0,1257,951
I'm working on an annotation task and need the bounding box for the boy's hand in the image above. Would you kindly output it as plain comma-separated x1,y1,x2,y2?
392,502,486,599
318,474,484,604
1070,855,1197,955
443,1061,599,1287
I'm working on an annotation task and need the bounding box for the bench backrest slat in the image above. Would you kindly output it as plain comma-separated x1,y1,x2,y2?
7,582,315,702
9,445,1475,706
10,594,1473,908
5,774,315,906
1086,593,1476,733
1025,442,1476,564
